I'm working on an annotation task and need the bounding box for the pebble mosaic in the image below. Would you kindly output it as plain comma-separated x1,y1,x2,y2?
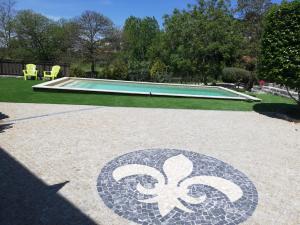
97,149,258,225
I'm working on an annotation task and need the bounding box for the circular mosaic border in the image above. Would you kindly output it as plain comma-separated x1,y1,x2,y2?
97,149,258,224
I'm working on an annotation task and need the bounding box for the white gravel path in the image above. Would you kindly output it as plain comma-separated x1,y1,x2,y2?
0,102,299,225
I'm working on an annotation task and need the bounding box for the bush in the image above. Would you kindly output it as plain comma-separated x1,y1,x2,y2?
101,66,111,79
109,60,128,80
259,0,300,104
150,60,170,82
127,60,151,81
99,60,128,80
222,67,251,84
70,65,85,77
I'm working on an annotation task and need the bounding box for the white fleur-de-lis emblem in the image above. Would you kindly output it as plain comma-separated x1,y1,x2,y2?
113,154,243,217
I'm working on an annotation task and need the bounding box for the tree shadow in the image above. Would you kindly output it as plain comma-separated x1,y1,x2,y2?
0,112,9,120
0,112,13,133
253,103,300,122
0,147,98,225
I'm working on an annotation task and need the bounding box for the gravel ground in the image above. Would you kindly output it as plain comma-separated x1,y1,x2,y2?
0,102,299,225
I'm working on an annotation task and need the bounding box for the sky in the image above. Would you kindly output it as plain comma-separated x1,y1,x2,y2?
15,0,282,27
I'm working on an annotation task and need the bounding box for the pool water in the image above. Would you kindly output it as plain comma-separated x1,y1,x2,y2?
61,80,240,98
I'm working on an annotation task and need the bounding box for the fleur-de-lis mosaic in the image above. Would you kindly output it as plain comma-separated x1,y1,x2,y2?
97,149,258,225
113,154,243,217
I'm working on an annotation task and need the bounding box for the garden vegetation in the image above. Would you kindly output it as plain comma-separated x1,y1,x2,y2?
0,0,299,103
259,0,300,104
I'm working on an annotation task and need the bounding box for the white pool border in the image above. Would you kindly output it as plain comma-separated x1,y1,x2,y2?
33,77,261,101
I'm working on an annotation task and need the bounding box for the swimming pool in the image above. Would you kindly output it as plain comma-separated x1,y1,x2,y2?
33,77,261,101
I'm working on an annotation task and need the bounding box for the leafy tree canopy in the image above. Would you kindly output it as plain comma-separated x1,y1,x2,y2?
13,10,60,61
259,0,300,104
236,0,273,58
161,0,243,83
123,16,160,61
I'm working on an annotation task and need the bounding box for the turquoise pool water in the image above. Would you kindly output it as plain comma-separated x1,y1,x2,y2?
61,80,241,98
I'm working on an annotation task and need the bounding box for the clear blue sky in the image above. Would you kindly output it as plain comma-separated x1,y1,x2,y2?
15,0,282,27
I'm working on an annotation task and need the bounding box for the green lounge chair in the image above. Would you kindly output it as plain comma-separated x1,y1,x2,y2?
43,65,61,80
23,64,38,80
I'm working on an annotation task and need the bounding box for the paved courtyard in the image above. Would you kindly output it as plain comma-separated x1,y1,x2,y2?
0,102,299,225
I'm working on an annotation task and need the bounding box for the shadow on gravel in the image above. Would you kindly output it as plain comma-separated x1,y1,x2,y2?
0,112,12,133
0,147,98,225
253,103,300,122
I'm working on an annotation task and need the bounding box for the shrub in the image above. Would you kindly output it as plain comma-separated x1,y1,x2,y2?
222,67,251,84
127,60,151,81
259,0,300,104
101,66,111,79
109,60,128,80
70,65,85,77
150,60,170,82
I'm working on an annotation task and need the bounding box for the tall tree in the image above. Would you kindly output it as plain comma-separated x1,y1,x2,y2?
163,0,243,83
56,19,81,63
77,11,113,74
259,0,300,104
13,10,77,62
0,0,16,57
13,10,57,60
123,16,159,61
236,0,272,57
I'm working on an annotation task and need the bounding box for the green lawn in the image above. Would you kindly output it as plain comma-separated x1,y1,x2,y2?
0,77,297,112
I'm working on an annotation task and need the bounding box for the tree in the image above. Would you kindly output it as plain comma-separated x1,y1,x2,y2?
123,16,159,61
236,0,272,57
13,10,57,60
12,10,76,62
76,11,113,74
56,19,81,63
0,0,16,57
259,0,300,104
162,0,243,83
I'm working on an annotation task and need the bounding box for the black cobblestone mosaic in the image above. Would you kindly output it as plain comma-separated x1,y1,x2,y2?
97,149,258,225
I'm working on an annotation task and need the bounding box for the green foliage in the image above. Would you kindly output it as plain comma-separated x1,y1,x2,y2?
161,0,243,83
121,1,244,83
70,65,85,77
2,0,297,93
259,0,300,103
56,20,80,63
123,16,159,61
127,60,151,81
101,66,111,79
236,0,272,57
150,60,170,82
222,67,251,84
7,10,78,62
12,10,56,60
108,59,128,80
146,32,169,62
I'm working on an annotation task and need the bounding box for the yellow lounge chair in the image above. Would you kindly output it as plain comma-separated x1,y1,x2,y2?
23,64,38,80
43,65,61,80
